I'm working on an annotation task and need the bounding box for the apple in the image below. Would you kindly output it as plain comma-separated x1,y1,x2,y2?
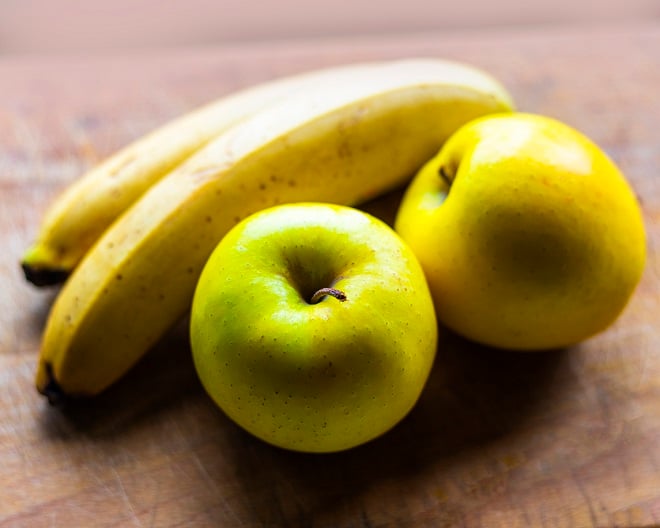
395,113,646,350
190,203,437,452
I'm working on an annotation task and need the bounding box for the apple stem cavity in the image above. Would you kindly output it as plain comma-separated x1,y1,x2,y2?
310,287,347,304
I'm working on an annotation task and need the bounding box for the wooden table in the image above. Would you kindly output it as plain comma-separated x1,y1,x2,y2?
2,24,659,527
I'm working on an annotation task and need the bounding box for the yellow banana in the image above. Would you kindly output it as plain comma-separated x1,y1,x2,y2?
36,58,514,399
21,60,397,286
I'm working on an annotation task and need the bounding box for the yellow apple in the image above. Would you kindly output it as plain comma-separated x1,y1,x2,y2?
395,113,646,350
190,203,437,452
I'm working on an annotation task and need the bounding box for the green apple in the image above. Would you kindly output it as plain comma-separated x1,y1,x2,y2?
395,113,646,350
190,203,437,453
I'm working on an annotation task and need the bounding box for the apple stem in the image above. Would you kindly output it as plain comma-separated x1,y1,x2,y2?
310,287,347,304
439,165,453,187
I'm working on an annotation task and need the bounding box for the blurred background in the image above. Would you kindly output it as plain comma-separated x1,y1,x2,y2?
1,0,658,55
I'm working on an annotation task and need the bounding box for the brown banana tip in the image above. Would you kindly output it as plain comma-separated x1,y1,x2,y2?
21,262,69,287
39,363,66,406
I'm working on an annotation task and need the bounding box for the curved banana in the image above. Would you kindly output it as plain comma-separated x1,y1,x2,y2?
36,58,515,399
21,60,397,286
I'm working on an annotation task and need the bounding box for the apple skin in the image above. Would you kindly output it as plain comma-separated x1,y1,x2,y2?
395,113,646,351
190,203,437,453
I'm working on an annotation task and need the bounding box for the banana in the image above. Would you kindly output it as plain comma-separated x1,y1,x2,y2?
36,58,514,399
21,60,398,286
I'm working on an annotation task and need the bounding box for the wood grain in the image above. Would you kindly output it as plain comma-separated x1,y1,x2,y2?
1,24,659,527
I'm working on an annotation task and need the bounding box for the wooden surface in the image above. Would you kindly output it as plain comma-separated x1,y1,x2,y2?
2,24,660,527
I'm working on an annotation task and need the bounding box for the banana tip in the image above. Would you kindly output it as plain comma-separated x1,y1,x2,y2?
37,363,66,406
21,261,69,287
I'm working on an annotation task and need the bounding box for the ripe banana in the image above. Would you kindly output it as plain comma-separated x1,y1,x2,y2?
36,58,515,399
21,60,398,286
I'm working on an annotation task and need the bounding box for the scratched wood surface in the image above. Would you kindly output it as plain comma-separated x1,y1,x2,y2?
1,24,659,527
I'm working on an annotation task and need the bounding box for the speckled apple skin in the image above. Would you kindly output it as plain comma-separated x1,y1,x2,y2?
191,203,438,453
396,113,646,350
